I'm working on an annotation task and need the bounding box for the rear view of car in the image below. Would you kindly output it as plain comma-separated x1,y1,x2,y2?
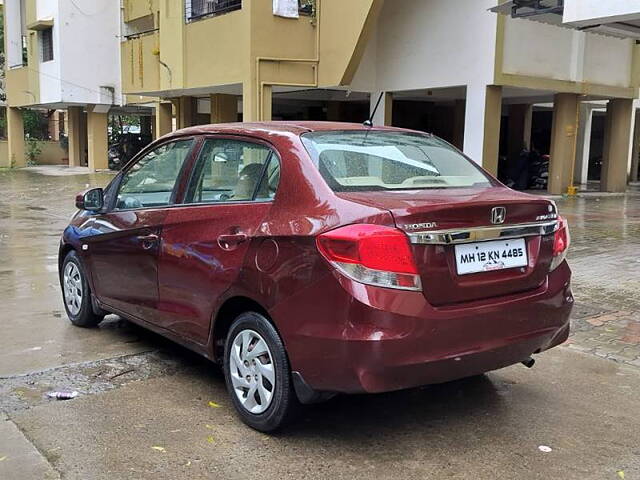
294,129,572,394
59,122,572,433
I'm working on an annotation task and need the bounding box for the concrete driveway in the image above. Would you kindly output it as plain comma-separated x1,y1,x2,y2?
1,167,639,479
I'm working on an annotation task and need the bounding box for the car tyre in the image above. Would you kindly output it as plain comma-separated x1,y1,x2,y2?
223,312,299,432
61,250,104,328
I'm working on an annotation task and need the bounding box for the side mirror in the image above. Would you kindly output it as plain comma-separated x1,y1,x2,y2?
75,188,104,212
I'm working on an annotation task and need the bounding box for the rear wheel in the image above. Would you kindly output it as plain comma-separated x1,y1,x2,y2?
61,250,104,327
223,312,298,432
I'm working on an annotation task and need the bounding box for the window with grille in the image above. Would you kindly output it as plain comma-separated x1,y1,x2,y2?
186,0,241,22
40,28,54,62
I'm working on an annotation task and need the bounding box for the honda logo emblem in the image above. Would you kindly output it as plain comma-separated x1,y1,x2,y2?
491,207,506,225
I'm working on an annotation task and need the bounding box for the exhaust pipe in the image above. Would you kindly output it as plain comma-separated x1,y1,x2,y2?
521,357,535,368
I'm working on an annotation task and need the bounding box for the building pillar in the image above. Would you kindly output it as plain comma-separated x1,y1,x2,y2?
452,99,465,150
548,93,579,195
242,81,254,122
210,94,237,123
574,103,594,186
155,102,173,138
507,104,533,159
80,112,88,166
59,111,66,137
48,110,61,141
370,91,393,126
463,84,502,174
601,98,633,192
172,96,195,129
87,108,108,171
7,107,25,168
630,111,640,183
140,115,152,138
67,106,86,167
242,81,272,122
261,85,272,122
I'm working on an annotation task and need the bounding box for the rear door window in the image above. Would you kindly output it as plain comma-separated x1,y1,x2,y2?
185,139,280,204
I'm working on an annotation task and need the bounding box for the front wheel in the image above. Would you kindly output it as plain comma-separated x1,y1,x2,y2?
61,250,104,327
223,312,298,432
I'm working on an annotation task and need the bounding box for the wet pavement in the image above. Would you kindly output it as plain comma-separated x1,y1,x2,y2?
0,167,156,377
0,166,639,479
559,188,640,367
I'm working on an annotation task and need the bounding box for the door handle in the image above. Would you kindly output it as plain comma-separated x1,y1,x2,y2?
137,233,159,250
217,233,248,251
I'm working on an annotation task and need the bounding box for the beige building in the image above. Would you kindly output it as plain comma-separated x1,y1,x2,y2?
4,0,640,195
121,0,379,130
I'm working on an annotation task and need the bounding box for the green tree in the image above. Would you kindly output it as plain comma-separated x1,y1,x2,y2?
108,114,141,144
22,110,48,139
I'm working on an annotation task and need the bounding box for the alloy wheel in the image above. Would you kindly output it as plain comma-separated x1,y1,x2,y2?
229,329,276,414
63,262,83,316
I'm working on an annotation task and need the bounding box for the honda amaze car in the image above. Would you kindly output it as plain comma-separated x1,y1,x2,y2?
59,122,572,432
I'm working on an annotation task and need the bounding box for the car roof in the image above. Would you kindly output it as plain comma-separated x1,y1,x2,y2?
162,121,411,143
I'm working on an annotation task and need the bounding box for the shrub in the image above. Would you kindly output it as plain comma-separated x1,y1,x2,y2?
25,136,42,166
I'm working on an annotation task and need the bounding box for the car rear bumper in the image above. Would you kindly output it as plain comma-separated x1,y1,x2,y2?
336,321,569,393
278,262,573,395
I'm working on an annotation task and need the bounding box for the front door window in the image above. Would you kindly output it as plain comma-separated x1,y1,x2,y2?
116,140,194,210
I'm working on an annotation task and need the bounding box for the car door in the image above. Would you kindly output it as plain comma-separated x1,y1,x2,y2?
156,137,280,344
84,139,196,321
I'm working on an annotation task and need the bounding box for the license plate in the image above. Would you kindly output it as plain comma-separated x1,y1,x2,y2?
454,238,527,275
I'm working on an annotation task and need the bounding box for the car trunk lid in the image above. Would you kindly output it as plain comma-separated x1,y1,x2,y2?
338,187,557,306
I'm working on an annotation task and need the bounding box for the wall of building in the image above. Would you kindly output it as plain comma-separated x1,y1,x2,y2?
316,0,382,87
121,32,161,94
502,16,634,89
123,0,158,23
36,0,62,104
4,0,24,69
184,9,250,89
5,67,34,107
4,0,122,107
349,0,499,165
38,141,67,165
583,34,633,87
563,0,640,26
0,140,66,166
4,0,40,107
351,0,498,92
121,0,382,98
58,0,122,105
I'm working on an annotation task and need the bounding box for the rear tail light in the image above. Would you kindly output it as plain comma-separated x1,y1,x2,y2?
316,224,422,291
550,216,570,271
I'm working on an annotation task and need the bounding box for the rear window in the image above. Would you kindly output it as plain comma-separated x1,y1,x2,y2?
301,130,491,192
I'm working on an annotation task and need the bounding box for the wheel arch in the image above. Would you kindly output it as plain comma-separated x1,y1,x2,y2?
58,243,75,278
211,296,277,363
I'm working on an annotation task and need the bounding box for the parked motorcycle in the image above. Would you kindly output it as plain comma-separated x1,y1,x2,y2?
528,152,549,190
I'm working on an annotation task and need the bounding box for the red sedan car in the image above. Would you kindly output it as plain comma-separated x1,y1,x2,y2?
59,122,572,431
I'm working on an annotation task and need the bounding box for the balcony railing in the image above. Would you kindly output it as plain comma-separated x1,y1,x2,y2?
185,0,242,22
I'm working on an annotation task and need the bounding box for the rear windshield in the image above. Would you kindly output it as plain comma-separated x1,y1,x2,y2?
301,130,491,192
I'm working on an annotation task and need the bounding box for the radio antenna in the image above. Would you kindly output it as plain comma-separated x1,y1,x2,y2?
364,92,384,127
